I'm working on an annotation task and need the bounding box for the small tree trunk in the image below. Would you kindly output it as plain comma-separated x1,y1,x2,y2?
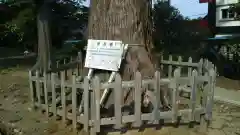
88,0,156,80
32,3,52,72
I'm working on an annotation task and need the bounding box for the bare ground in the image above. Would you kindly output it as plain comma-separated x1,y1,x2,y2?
216,77,240,90
0,68,240,135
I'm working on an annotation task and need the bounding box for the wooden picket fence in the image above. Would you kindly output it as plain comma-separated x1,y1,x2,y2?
28,54,216,135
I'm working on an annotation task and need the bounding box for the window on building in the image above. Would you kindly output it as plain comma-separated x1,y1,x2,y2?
221,8,236,19
221,9,228,19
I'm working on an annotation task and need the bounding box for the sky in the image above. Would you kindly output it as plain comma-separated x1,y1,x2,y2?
82,0,208,19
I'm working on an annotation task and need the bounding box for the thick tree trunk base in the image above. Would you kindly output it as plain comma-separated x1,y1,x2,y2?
88,0,162,110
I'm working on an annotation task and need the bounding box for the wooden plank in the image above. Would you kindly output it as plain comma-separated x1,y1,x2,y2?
205,69,215,121
153,71,161,122
43,72,49,117
189,70,198,122
61,71,67,125
133,71,142,127
64,58,68,80
168,55,173,78
36,103,204,126
36,71,41,105
56,60,60,78
72,75,77,131
93,76,101,132
172,68,180,123
200,72,209,133
160,55,164,70
114,74,122,129
32,75,210,92
202,72,208,107
188,57,192,77
90,90,96,135
51,73,57,119
160,60,199,67
83,77,89,132
31,76,172,90
178,56,182,73
28,71,35,107
203,59,209,73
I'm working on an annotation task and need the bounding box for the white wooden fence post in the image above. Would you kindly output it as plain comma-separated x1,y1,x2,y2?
134,71,142,127
28,71,35,107
43,72,49,117
72,74,77,133
203,59,209,73
178,56,182,73
189,70,198,123
61,71,67,125
56,60,60,78
168,55,173,78
36,70,41,106
198,59,203,75
153,71,161,122
188,57,193,77
51,73,57,119
83,76,90,132
93,76,100,133
64,58,68,79
160,54,164,70
172,68,180,123
205,69,215,121
199,69,214,133
114,74,122,129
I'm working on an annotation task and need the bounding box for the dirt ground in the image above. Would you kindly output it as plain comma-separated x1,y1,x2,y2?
0,68,240,135
216,77,240,90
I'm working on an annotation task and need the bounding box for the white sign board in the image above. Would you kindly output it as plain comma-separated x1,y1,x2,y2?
84,39,125,71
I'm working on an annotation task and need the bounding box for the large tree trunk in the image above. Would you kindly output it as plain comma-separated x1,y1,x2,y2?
88,0,156,80
87,0,163,111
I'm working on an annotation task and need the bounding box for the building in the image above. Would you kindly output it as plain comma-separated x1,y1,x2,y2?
199,0,240,78
200,0,240,34
216,0,239,27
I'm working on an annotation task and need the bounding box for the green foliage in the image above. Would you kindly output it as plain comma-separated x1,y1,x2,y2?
223,40,240,57
153,2,211,57
1,0,211,59
230,2,240,20
0,0,88,51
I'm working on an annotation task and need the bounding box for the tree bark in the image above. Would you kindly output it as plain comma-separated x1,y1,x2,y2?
32,2,52,72
88,0,156,80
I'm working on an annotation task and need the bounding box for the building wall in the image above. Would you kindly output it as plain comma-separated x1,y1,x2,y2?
216,0,240,27
216,0,238,5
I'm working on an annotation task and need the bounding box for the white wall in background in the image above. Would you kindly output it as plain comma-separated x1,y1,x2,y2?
216,0,240,27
